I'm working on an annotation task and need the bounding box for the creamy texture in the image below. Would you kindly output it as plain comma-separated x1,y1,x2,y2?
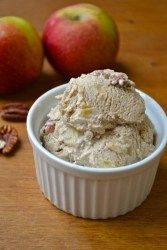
41,69,155,168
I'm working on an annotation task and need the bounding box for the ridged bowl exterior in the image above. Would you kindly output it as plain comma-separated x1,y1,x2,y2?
27,84,167,219
33,148,160,219
34,149,159,219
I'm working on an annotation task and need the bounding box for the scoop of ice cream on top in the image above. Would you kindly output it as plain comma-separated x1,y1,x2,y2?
41,69,154,168
49,69,145,134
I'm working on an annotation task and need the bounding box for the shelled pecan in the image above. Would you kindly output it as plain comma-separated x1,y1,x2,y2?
0,102,30,121
0,125,19,154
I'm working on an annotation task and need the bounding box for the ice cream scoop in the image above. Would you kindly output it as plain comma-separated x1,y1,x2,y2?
41,69,155,168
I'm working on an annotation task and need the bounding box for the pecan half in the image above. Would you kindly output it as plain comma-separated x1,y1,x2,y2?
0,102,30,121
0,125,19,154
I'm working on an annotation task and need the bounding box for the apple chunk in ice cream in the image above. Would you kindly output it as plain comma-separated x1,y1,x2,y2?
40,69,155,168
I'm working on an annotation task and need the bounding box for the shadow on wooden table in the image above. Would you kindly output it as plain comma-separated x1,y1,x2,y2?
0,72,62,103
0,61,63,104
112,61,132,75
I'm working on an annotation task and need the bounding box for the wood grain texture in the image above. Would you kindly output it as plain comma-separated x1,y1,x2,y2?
0,0,167,249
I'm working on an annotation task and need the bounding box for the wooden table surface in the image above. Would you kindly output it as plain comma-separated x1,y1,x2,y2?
0,0,167,249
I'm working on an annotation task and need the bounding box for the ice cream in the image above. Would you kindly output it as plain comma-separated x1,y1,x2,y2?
40,69,155,168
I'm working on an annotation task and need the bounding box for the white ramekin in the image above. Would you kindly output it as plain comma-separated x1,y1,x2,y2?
27,84,167,219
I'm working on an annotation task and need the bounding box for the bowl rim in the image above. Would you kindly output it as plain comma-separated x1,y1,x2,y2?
27,83,167,174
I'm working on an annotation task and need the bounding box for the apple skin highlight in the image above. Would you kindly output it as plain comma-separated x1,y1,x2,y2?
43,4,119,78
0,16,43,94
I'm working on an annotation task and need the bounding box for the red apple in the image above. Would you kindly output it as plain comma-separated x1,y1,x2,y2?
42,3,119,78
0,16,43,94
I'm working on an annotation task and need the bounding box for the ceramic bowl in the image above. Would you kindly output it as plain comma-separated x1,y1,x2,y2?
27,84,167,219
